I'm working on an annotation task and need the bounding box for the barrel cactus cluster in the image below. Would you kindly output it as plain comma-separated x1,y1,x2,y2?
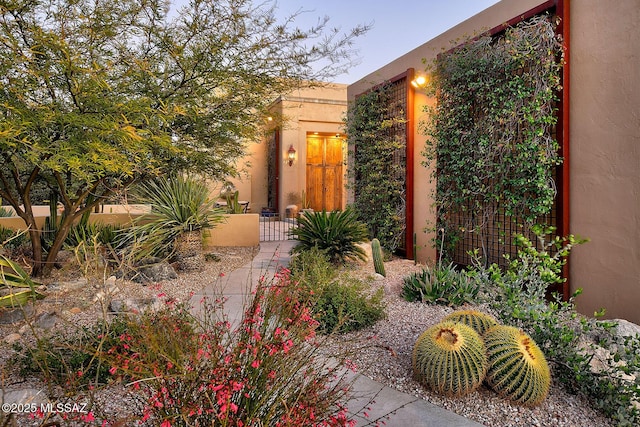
412,309,551,406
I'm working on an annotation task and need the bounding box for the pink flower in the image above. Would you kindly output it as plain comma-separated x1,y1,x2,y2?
109,366,117,375
82,412,95,422
251,359,261,368
160,420,172,427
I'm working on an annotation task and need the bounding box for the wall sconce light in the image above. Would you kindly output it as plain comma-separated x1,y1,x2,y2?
287,144,296,166
411,74,428,89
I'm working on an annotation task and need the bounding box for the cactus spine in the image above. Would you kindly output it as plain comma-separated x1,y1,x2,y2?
412,321,487,397
443,309,498,335
371,238,386,277
483,325,551,406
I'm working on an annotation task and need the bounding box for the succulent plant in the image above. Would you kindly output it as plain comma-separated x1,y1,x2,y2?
483,325,551,406
443,309,499,335
412,321,488,397
371,238,386,277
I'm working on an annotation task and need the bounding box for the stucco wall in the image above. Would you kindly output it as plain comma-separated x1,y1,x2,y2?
0,212,259,248
203,214,260,248
347,0,640,323
569,0,640,322
273,83,348,212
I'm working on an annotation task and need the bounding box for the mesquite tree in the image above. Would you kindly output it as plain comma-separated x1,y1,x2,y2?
0,0,367,275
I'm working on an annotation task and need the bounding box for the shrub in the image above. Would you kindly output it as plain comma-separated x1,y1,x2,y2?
12,270,361,426
290,206,368,264
289,246,386,334
401,262,478,306
14,317,130,388
474,229,640,424
412,321,487,397
314,276,385,334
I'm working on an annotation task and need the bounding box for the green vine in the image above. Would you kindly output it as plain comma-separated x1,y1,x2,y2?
422,15,564,260
345,84,406,253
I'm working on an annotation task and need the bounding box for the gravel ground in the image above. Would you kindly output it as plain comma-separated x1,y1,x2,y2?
327,258,616,427
0,246,616,426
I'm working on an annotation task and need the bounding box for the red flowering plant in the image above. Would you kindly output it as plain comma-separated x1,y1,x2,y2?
99,267,359,426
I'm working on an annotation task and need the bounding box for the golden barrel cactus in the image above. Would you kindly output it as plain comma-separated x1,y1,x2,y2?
412,321,488,397
484,325,551,406
443,309,499,335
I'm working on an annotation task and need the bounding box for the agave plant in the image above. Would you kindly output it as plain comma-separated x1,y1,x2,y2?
290,206,368,264
124,175,225,261
0,255,45,308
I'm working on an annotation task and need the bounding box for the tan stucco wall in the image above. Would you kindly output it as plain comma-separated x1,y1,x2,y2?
348,0,640,323
0,212,259,248
203,214,259,248
569,0,640,323
272,83,348,212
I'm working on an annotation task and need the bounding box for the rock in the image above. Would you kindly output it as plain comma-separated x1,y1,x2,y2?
357,242,372,263
373,273,385,281
0,305,34,324
105,275,117,287
2,388,49,406
55,249,74,266
4,333,21,344
612,319,640,339
69,307,82,314
109,297,163,314
129,258,178,283
34,311,59,329
58,278,89,291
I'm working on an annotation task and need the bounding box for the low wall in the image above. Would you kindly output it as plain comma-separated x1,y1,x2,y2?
203,214,259,248
0,209,259,248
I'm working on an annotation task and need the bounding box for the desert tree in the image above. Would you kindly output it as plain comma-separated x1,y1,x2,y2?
0,0,368,275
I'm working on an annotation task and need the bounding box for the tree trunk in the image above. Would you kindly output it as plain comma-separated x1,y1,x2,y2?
173,230,204,271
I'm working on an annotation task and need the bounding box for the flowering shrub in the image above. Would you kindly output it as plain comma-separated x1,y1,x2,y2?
95,269,358,426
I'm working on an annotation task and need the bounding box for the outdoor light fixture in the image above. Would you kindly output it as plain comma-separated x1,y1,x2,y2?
287,144,296,166
411,74,428,89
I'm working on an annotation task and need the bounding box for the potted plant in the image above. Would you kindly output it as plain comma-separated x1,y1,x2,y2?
300,190,314,216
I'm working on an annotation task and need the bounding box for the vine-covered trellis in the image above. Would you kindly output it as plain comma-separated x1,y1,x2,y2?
346,82,407,254
422,14,564,265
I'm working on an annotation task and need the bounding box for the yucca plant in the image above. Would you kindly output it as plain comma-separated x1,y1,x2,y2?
412,321,487,397
124,176,225,261
290,206,368,264
483,325,551,406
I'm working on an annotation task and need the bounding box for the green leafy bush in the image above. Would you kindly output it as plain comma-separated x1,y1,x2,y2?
474,230,640,425
314,276,385,334
290,206,368,264
14,317,130,387
289,247,385,334
401,262,478,306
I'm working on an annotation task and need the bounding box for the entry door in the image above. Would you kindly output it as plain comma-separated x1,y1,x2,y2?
306,134,343,212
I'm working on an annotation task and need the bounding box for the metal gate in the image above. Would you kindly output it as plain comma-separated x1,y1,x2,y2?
259,213,298,242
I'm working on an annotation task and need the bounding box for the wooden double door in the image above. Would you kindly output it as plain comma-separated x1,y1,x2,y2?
306,134,343,212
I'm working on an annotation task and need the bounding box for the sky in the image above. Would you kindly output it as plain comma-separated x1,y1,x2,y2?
269,0,501,84
171,0,501,84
